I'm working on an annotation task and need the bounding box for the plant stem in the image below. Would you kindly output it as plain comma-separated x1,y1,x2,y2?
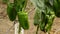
18,23,21,34
36,25,39,34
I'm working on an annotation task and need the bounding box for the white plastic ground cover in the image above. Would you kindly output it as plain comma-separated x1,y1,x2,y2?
15,23,24,34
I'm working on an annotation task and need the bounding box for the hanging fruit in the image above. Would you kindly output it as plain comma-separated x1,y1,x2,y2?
18,11,29,30
45,7,55,32
7,3,17,21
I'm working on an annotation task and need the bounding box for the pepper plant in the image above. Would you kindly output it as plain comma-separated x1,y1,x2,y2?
6,0,60,34
30,0,60,34
6,0,29,34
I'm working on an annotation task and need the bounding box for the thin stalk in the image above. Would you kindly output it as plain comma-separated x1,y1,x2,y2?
18,23,21,34
36,25,39,34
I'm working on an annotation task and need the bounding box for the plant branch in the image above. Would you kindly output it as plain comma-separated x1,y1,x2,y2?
36,25,39,34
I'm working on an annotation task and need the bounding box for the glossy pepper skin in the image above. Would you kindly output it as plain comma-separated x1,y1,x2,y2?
7,3,17,21
45,7,55,32
40,12,46,31
40,7,55,32
34,8,41,26
18,11,29,30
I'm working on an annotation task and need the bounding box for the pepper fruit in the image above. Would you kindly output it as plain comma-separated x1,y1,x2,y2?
7,3,17,21
18,11,29,30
